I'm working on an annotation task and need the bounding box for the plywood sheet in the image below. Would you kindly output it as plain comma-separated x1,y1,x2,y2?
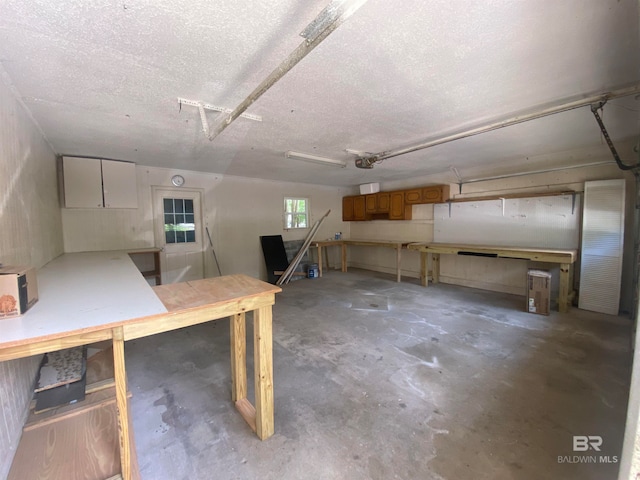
86,346,114,385
152,274,281,312
9,402,121,480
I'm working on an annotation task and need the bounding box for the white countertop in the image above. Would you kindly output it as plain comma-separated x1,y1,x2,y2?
0,251,168,348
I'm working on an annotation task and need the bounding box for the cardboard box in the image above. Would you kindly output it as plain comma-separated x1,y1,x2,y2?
0,266,38,319
527,269,551,315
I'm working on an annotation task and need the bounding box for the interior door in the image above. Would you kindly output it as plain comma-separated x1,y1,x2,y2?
153,187,204,284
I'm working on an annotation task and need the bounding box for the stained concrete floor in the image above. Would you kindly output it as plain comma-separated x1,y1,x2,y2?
126,270,632,480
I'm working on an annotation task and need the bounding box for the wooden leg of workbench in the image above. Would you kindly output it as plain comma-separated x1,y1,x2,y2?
432,254,440,284
559,263,570,313
230,312,247,402
420,252,428,287
396,246,402,283
341,243,347,272
317,246,323,277
112,326,132,480
323,246,330,272
254,306,274,440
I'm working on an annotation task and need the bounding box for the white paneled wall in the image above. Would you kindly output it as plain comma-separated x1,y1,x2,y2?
62,166,350,280
0,357,41,475
349,204,433,278
434,194,581,249
0,70,63,478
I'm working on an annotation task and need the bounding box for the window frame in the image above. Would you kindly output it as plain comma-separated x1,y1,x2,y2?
283,196,310,230
163,197,197,244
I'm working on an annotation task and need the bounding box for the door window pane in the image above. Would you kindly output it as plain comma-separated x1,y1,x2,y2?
164,198,196,244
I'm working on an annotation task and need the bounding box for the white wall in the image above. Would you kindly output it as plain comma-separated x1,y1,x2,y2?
348,162,635,312
0,70,63,479
61,166,351,280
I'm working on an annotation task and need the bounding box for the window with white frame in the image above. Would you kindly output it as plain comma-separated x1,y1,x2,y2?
284,197,309,229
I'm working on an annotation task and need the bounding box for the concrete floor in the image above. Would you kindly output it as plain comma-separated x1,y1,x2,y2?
126,270,632,480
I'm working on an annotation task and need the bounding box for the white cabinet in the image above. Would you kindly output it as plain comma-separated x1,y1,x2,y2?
63,156,137,209
101,159,137,208
63,157,103,208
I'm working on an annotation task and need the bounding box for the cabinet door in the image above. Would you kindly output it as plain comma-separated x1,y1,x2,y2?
353,195,367,220
389,192,406,219
365,194,377,213
421,185,450,203
404,189,422,204
63,156,103,208
342,196,355,221
102,160,138,208
377,192,390,212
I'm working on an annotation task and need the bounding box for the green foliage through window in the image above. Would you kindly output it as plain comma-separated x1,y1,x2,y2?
284,197,309,229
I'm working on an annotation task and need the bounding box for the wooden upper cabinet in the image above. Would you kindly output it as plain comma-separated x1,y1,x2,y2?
342,195,369,221
342,196,355,221
421,185,450,204
343,186,446,221
377,192,390,212
365,194,377,213
404,189,422,204
353,195,367,220
389,191,411,220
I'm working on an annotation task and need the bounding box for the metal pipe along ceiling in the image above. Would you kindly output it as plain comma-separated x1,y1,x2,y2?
354,82,640,168
207,0,369,141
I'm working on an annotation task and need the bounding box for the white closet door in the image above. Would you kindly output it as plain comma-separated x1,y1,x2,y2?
579,179,625,315
63,156,103,208
102,159,137,208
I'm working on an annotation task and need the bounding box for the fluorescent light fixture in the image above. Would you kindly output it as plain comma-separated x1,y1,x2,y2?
285,151,346,168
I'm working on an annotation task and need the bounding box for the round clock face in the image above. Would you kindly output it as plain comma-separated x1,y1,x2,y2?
171,175,185,187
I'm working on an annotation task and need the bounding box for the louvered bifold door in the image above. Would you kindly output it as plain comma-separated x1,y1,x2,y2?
579,179,626,315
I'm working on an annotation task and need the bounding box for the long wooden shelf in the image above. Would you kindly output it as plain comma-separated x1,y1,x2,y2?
448,190,577,203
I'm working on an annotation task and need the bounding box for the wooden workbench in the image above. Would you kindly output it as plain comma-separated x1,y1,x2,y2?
407,243,577,312
311,239,410,282
1,251,280,480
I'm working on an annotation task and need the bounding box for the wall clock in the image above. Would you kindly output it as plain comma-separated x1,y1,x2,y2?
171,175,185,187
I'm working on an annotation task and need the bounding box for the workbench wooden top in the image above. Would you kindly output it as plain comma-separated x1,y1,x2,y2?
312,239,411,248
407,242,577,263
153,275,281,312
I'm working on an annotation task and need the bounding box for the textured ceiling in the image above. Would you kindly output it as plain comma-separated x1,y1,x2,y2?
0,0,638,187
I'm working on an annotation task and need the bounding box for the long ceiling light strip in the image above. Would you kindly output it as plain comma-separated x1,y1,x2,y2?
285,151,347,168
352,82,640,169
206,0,370,142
